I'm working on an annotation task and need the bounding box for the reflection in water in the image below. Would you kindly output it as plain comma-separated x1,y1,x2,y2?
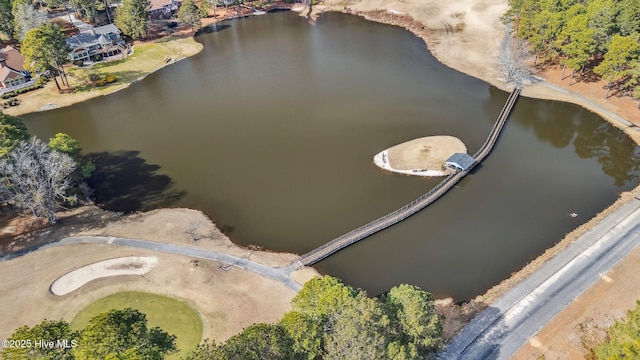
87,151,185,212
573,121,640,186
485,86,640,187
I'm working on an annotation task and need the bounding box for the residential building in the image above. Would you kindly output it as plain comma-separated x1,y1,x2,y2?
67,24,126,64
148,0,184,19
0,46,33,95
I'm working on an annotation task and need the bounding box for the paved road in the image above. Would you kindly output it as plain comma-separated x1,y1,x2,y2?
0,236,302,291
439,195,640,360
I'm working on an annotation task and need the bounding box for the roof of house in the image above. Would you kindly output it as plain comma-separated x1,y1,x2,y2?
0,66,26,84
148,0,183,11
67,25,121,50
445,153,476,171
0,46,27,72
93,24,121,36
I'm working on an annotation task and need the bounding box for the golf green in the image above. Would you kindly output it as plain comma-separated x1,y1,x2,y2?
71,291,203,359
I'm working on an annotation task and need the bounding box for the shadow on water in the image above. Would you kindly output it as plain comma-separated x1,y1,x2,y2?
484,86,640,187
86,151,185,213
573,120,640,187
196,23,231,35
267,8,291,13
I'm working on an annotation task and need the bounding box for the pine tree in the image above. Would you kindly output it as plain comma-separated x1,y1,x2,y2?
178,0,202,31
115,0,149,40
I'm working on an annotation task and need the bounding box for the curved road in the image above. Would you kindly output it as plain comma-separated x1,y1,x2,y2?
0,236,303,291
439,194,640,359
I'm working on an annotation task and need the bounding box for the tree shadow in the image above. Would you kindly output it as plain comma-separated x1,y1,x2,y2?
438,305,507,359
69,70,147,93
482,86,640,187
0,205,122,259
86,150,185,213
196,24,232,35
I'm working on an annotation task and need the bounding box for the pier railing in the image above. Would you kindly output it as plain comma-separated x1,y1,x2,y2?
298,88,521,266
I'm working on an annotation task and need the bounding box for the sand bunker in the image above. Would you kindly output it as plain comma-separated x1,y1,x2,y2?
50,256,158,296
374,136,467,176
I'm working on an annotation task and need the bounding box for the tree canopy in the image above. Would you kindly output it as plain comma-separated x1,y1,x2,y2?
221,323,295,360
594,33,640,97
115,0,149,39
0,112,29,158
505,0,640,97
383,284,443,354
48,133,95,179
595,300,640,359
188,276,443,360
3,309,177,360
0,319,78,360
12,0,47,40
21,23,70,90
73,308,177,360
0,137,76,223
0,0,14,39
278,311,322,360
178,0,202,31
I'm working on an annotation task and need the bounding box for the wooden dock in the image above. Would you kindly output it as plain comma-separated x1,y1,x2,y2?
298,88,521,266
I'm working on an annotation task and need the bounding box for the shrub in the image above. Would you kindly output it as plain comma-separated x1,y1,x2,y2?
105,75,116,83
94,79,106,87
0,83,43,99
35,76,48,87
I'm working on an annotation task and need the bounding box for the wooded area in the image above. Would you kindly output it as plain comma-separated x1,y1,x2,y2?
505,0,640,99
187,276,443,360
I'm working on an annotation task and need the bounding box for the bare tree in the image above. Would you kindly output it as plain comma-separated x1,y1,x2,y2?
0,137,77,223
184,218,215,241
500,37,533,87
12,2,47,40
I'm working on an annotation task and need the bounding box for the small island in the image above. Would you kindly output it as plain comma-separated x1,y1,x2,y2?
373,135,467,176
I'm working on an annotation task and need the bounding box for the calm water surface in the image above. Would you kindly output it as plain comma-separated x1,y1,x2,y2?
23,12,640,300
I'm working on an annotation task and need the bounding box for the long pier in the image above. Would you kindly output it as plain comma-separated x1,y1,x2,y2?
298,88,521,266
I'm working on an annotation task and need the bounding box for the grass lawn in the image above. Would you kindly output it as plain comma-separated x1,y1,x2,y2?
71,291,203,360
66,36,203,94
4,36,203,116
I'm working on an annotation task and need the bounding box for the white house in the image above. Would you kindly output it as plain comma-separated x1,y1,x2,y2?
67,24,125,64
0,46,34,95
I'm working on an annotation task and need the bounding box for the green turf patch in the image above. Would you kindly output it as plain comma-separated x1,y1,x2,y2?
71,291,203,360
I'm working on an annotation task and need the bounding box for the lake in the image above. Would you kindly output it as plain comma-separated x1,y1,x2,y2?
23,11,640,300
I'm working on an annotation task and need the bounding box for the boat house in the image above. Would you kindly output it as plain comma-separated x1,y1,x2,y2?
445,153,476,171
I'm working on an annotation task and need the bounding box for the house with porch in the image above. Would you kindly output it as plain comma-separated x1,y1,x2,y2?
67,24,126,65
148,0,184,19
0,46,34,95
